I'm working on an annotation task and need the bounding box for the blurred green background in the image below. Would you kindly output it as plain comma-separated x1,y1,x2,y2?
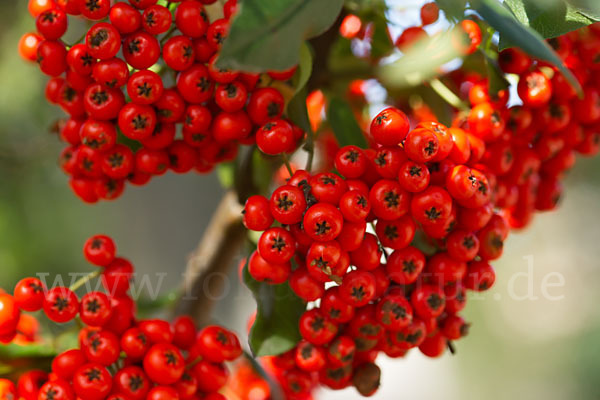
2,2,600,399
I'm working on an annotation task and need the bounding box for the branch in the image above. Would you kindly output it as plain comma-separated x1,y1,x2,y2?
306,10,347,92
174,191,246,324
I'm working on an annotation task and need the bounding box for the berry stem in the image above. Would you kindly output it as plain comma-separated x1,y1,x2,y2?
447,340,456,355
429,78,469,111
281,153,294,177
304,127,315,172
160,26,178,46
69,269,101,292
185,356,203,370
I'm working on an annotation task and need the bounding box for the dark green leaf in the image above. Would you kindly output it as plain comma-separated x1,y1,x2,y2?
327,97,368,148
369,14,394,59
291,42,313,96
504,0,597,39
243,262,305,357
435,0,467,21
344,0,387,15
117,130,142,153
471,0,582,94
287,88,312,135
250,149,275,195
286,42,314,135
217,0,344,72
484,54,510,96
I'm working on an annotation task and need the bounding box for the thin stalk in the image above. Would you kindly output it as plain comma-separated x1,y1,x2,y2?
430,78,469,111
69,269,101,292
281,153,294,177
160,26,177,46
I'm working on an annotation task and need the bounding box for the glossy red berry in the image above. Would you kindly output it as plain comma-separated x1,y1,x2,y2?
72,363,112,400
243,195,273,231
83,234,116,266
339,270,377,307
370,107,410,146
410,285,446,319
36,8,68,40
335,145,367,178
256,119,294,155
43,287,79,323
79,292,112,327
123,31,161,69
258,227,296,264
303,203,344,242
13,277,46,312
299,309,338,346
270,185,307,225
86,23,121,60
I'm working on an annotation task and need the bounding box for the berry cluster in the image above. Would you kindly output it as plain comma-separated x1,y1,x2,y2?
19,0,302,202
242,107,502,397
0,234,242,400
237,21,600,398
454,24,600,228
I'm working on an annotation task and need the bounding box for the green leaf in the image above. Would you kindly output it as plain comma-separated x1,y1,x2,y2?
251,149,275,195
116,130,142,153
291,42,313,97
369,14,394,59
287,88,312,135
504,0,597,39
569,0,600,20
0,342,57,359
217,0,344,72
377,30,463,89
243,261,305,357
327,97,368,148
483,54,510,96
471,0,582,94
286,42,313,135
435,0,467,21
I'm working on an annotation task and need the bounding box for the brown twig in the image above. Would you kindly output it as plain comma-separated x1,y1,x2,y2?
306,10,347,92
174,191,246,324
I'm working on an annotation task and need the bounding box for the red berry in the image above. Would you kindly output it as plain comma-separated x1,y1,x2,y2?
123,31,161,69
86,23,121,60
83,234,116,266
258,227,296,264
13,277,46,312
410,285,446,319
256,119,294,155
339,270,376,307
79,292,112,327
370,107,410,146
72,363,112,400
299,309,338,346
420,2,439,25
36,8,68,40
270,185,307,225
43,287,78,323
175,0,208,38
